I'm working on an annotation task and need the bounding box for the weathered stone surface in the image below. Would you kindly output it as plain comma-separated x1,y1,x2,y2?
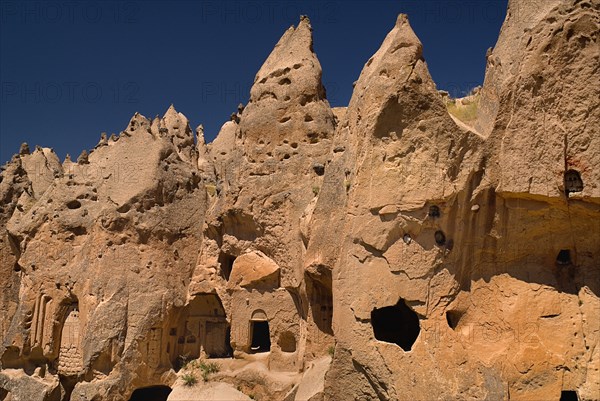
1,3,598,401
168,382,251,401
228,251,280,290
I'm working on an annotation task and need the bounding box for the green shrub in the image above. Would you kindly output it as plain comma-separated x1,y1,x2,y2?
199,360,220,381
328,346,335,356
181,373,197,386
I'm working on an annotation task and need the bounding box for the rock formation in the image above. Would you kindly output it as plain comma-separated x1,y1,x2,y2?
1,1,598,400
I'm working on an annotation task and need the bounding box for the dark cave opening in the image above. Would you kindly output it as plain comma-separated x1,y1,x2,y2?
250,320,271,353
306,276,334,335
564,170,583,196
434,230,446,246
560,390,579,401
218,252,236,281
556,250,572,265
446,310,461,330
59,375,77,401
371,299,420,352
128,385,172,401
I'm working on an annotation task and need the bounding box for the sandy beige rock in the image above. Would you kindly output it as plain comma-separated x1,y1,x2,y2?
168,382,251,401
1,3,598,401
228,251,280,290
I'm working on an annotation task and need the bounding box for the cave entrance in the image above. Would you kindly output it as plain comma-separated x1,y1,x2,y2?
556,250,572,265
306,275,333,335
250,320,271,353
128,385,172,401
564,170,583,196
446,310,462,330
560,390,579,401
371,299,420,351
218,252,236,281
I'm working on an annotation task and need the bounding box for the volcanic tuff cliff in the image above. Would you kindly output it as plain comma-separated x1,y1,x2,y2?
1,1,599,400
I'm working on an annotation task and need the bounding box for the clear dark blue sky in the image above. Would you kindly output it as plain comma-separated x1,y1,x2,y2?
0,0,508,164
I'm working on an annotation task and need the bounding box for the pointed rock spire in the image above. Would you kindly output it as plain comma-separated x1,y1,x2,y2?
347,14,446,139
77,150,89,165
239,15,334,160
125,112,150,135
160,104,195,163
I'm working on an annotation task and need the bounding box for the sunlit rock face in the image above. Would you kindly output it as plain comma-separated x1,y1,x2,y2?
1,2,598,400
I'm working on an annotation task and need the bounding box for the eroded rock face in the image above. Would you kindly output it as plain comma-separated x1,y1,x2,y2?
1,4,598,401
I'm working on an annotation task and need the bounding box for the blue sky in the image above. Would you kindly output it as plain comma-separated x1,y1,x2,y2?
0,0,508,164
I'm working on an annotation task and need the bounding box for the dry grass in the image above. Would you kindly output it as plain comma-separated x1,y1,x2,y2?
445,94,480,124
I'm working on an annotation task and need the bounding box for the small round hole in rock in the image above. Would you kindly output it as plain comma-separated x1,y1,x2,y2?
556,250,572,265
564,170,583,195
434,230,446,246
313,163,325,176
428,205,440,218
66,200,81,209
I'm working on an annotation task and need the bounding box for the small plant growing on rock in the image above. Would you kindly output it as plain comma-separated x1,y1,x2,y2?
181,372,197,386
199,360,220,381
312,185,320,196
328,346,335,356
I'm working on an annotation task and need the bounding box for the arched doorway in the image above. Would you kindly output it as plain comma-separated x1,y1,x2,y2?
249,309,271,353
128,385,172,401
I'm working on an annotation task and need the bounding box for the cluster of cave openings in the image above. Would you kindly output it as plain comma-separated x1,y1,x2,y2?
371,299,420,352
128,386,172,401
169,294,232,366
250,309,271,353
564,170,583,196
560,390,579,401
